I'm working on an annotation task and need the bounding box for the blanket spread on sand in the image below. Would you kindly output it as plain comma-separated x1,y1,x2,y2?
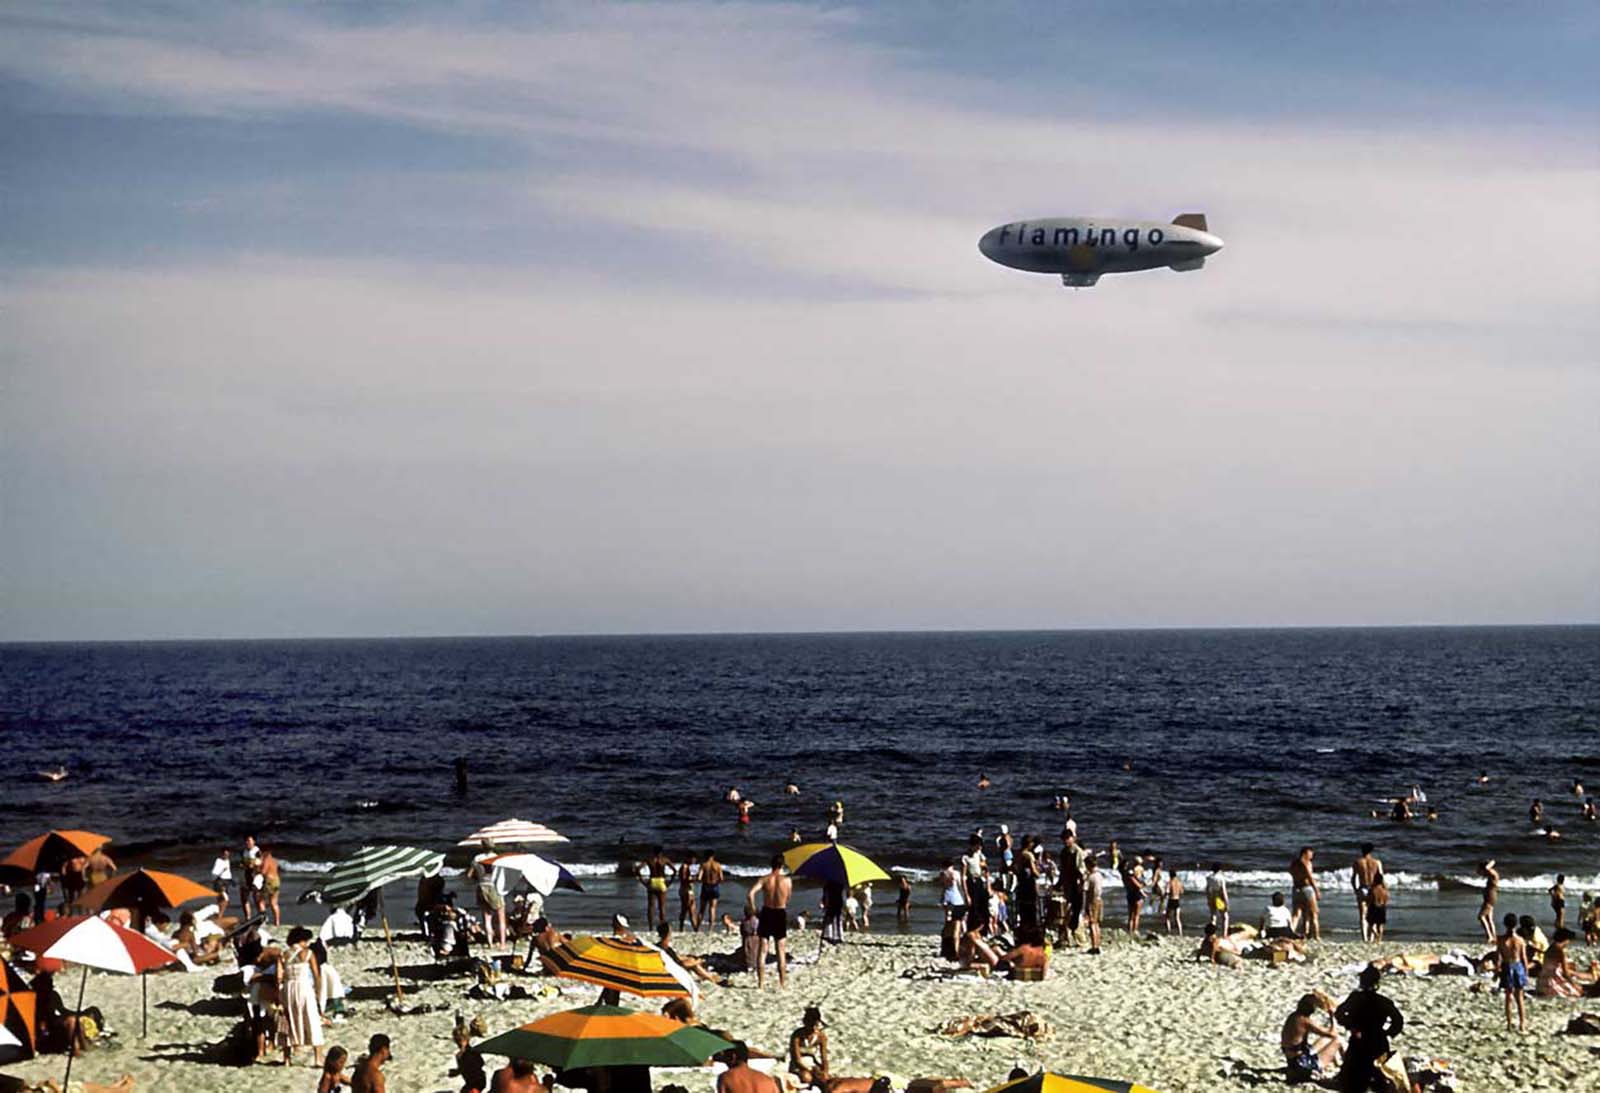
936,1012,1052,1039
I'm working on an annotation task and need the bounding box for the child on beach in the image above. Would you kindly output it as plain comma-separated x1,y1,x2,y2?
1495,912,1529,1033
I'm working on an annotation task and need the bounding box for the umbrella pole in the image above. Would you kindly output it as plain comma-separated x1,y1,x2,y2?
62,964,88,1093
381,909,404,1000
142,970,148,1038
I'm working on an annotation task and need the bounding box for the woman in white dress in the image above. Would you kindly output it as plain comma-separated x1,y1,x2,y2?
277,926,324,1066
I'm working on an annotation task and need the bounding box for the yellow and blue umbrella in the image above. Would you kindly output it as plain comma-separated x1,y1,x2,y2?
985,1072,1161,1093
782,842,891,887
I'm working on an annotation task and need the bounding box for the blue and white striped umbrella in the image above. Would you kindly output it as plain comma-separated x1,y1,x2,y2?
317,845,445,907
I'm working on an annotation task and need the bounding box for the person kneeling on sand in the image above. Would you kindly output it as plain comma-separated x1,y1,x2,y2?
788,1006,830,1088
1281,993,1341,1084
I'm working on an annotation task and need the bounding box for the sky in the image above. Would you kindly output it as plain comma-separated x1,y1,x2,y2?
2,1,1597,641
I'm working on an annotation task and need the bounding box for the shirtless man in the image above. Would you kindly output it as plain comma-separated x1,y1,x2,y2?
748,853,792,989
490,1057,542,1093
1289,846,1321,940
351,1034,391,1093
1351,844,1382,942
259,845,282,925
718,1041,780,1093
83,845,117,890
1496,912,1529,1032
698,851,724,931
1477,859,1500,944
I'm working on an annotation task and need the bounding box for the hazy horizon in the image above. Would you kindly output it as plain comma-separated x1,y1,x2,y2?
4,2,1597,642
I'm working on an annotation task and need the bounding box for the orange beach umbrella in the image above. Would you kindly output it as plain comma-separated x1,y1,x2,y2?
0,830,111,881
78,868,213,917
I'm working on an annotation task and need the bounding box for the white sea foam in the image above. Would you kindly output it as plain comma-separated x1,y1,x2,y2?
279,859,336,874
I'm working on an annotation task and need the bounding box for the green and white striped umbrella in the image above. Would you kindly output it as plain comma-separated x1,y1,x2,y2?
317,845,445,907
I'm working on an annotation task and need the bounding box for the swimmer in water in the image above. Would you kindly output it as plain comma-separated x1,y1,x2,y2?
1426,806,1439,822
1477,772,1491,785
1574,780,1586,799
784,781,800,796
789,828,803,844
737,799,755,826
1583,797,1597,822
977,774,991,790
1541,825,1562,842
726,786,742,804
1529,798,1544,825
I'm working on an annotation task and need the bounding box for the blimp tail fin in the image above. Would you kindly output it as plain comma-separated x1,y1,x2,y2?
1172,213,1209,232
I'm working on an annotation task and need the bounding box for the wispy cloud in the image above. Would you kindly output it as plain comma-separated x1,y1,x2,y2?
2,2,1596,638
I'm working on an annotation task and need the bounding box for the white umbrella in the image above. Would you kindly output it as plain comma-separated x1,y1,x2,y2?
459,818,568,847
481,852,583,897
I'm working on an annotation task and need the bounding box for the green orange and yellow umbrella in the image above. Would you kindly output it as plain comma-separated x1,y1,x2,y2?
478,1004,732,1069
782,842,891,887
986,1072,1161,1093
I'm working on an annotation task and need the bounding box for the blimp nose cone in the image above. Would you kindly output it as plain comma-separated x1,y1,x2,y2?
1197,231,1224,256
978,226,1007,261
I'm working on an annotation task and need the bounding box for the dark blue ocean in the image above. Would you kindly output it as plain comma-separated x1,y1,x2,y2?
3,627,1598,938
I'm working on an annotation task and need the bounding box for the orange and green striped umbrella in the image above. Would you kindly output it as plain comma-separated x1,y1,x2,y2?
985,1072,1161,1093
78,868,213,916
478,1004,732,1068
543,935,692,998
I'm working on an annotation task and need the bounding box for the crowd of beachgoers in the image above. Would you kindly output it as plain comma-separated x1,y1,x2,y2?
3,777,1599,1093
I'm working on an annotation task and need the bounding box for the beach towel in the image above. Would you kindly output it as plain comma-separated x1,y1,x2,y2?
935,1011,1052,1039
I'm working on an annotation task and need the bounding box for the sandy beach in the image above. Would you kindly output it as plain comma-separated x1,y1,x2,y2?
5,927,1598,1093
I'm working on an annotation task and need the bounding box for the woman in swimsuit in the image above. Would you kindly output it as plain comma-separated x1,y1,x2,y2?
320,1046,351,1093
1477,860,1499,944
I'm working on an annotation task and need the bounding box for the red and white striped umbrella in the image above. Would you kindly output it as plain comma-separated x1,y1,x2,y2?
8,915,178,975
459,818,568,847
9,915,179,1088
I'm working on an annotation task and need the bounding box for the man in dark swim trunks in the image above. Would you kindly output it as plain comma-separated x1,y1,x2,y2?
749,854,792,990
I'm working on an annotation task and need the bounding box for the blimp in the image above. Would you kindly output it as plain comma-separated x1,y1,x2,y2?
979,213,1223,287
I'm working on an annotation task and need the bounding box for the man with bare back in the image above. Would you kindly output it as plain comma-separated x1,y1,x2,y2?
1351,844,1382,942
748,853,792,989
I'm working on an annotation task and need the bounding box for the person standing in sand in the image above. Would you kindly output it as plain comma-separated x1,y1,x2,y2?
676,853,700,932
642,847,673,930
698,851,724,931
210,848,232,917
83,844,117,890
1289,847,1320,940
1476,859,1499,944
1083,857,1104,955
259,845,283,925
470,855,508,947
1164,869,1184,936
749,853,792,989
1549,874,1567,932
277,926,324,1067
1205,863,1229,937
1334,966,1404,1092
1495,912,1529,1032
1350,844,1381,942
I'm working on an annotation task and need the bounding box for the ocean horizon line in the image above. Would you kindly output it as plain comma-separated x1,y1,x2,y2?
4,619,1598,648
